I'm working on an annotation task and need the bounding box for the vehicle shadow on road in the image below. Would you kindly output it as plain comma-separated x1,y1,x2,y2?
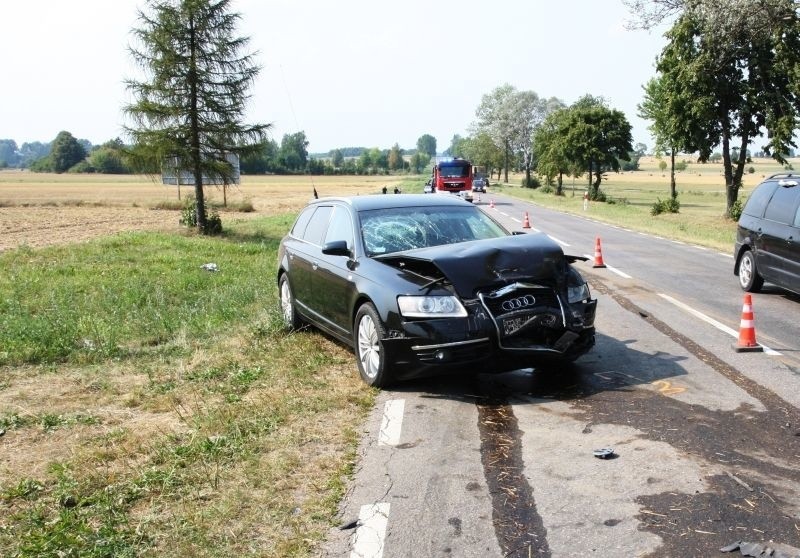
758,284,800,303
392,332,689,404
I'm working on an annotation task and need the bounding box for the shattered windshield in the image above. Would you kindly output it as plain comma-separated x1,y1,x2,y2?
360,206,508,256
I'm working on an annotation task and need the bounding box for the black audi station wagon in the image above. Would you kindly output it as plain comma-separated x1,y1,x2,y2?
734,173,800,295
277,194,597,387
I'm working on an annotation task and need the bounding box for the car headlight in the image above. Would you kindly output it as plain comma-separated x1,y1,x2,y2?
567,282,591,303
397,295,467,318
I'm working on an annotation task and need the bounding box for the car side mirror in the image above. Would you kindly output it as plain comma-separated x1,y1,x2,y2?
322,239,351,256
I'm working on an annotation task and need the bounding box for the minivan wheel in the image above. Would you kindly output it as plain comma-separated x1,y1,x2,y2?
354,303,391,387
279,274,302,329
738,250,764,292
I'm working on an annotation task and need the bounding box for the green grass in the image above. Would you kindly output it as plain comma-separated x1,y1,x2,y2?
0,214,374,557
491,175,739,252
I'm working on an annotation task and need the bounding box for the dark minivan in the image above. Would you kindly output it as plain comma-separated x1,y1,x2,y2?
734,173,800,295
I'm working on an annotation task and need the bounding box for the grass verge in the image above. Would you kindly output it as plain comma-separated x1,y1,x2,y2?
486,172,742,253
0,215,374,557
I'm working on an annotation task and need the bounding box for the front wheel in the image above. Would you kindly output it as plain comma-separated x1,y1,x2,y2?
354,303,392,387
738,250,764,292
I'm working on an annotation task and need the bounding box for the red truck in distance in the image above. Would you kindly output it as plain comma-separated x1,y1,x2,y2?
428,158,475,202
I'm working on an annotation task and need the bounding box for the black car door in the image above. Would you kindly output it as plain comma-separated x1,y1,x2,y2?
314,205,358,336
290,205,332,319
787,205,800,293
759,184,800,288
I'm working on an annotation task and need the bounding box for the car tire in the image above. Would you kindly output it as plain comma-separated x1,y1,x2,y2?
279,274,302,329
738,250,764,292
354,302,391,387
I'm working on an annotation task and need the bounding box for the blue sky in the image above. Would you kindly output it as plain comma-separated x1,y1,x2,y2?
2,0,670,153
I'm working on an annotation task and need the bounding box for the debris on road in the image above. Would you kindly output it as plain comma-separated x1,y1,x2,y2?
720,540,800,557
593,447,616,459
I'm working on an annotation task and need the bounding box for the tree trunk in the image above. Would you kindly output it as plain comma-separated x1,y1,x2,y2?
721,132,737,218
504,140,510,183
188,15,207,233
670,149,676,199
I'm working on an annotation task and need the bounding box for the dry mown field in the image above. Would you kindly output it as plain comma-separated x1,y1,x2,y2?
0,171,407,251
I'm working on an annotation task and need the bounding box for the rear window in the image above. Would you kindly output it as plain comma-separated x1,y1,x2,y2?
742,181,778,218
763,185,800,225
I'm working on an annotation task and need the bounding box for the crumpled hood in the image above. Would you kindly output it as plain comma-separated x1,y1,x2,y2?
377,233,566,298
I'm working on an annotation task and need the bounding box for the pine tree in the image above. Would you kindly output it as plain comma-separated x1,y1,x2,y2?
125,0,269,233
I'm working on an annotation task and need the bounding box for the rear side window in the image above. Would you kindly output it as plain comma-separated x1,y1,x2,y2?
291,207,315,239
763,185,800,225
742,181,778,218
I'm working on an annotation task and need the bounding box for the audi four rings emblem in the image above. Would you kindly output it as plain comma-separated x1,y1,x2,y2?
501,295,536,311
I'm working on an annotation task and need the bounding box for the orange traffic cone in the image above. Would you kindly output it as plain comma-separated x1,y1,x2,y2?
592,237,606,268
523,212,531,229
490,199,495,209
733,293,763,352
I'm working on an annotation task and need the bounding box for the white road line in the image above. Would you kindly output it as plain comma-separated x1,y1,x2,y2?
658,293,781,355
350,503,390,558
547,234,568,246
582,255,632,278
510,217,521,223
378,399,405,446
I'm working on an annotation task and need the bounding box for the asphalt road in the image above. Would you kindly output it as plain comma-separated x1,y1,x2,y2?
321,192,800,558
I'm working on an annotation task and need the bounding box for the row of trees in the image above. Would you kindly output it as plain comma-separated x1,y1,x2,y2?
629,0,800,216
447,86,635,199
0,138,82,169
1,129,436,177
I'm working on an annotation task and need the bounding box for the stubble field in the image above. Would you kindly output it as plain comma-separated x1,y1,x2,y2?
0,172,406,251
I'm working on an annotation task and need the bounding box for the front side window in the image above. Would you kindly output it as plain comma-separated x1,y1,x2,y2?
324,206,355,250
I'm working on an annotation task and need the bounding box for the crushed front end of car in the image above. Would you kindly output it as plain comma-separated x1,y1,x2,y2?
375,233,597,379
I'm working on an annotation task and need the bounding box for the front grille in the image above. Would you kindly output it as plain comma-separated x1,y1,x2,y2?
478,282,566,350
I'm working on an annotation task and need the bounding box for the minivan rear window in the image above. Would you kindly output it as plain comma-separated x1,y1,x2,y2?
764,184,800,224
742,181,778,218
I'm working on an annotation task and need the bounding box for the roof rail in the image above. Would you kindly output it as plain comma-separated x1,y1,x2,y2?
766,172,797,179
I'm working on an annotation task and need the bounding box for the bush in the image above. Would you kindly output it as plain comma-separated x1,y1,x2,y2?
180,197,223,235
521,176,541,189
540,184,554,194
589,189,607,202
729,198,744,221
748,166,755,174
651,196,680,216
